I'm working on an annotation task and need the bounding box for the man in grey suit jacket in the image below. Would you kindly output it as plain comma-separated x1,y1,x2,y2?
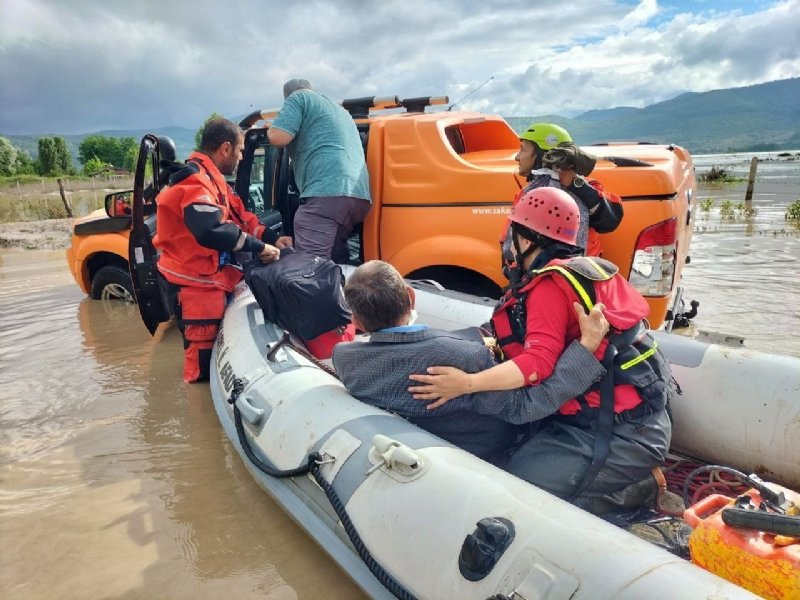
332,260,608,462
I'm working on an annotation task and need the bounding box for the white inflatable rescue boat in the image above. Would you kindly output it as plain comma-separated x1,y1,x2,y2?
210,278,800,600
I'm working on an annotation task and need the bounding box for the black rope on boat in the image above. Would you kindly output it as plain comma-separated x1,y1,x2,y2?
308,452,419,600
227,377,418,600
266,331,341,380
227,378,311,479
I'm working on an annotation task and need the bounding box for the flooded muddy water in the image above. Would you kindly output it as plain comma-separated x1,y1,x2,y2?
683,153,800,356
0,251,364,599
0,154,798,599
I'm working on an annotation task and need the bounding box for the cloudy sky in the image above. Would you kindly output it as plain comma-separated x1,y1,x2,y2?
1,0,799,135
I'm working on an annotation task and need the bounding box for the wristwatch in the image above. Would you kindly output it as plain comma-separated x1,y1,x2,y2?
572,175,586,189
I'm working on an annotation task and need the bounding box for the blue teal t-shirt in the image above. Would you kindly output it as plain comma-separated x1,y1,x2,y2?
271,90,371,201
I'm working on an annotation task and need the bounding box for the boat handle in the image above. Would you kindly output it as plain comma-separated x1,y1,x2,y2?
236,395,266,427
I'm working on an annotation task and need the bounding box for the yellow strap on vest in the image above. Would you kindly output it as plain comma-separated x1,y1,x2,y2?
535,265,594,311
620,340,658,370
585,257,612,279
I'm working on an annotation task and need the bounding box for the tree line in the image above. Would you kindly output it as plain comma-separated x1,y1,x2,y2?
0,134,138,178
1,112,226,178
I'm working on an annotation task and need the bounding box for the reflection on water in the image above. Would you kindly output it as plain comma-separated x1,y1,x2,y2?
0,250,364,599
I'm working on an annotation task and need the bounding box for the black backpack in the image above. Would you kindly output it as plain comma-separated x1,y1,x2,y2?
244,249,351,340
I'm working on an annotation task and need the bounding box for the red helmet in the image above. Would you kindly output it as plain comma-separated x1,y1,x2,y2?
509,187,580,245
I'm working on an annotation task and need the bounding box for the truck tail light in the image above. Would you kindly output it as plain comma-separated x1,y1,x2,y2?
629,217,677,296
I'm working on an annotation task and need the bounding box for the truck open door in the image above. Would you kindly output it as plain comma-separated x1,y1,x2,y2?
128,134,173,335
233,126,295,236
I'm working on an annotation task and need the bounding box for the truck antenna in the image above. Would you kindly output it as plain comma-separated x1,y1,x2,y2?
448,76,494,110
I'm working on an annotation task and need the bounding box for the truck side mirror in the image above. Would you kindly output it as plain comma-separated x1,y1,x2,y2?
105,190,133,217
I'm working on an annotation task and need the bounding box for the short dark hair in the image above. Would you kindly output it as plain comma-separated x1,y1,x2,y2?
344,261,411,332
199,118,242,154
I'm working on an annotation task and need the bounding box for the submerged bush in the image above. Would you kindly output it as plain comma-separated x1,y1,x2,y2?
699,198,714,212
719,199,735,219
787,200,800,221
699,166,740,183
735,202,758,219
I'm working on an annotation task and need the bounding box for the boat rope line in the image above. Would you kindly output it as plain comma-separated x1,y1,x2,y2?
307,457,419,600
266,331,340,380
226,377,419,600
226,378,313,478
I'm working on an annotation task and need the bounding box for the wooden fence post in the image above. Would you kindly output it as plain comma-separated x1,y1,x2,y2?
744,157,758,204
57,178,74,218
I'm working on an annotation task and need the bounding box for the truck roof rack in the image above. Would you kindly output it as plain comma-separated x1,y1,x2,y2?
342,96,401,118
400,96,449,113
240,94,452,128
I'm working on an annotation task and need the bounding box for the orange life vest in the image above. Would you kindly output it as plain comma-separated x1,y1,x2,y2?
153,153,263,292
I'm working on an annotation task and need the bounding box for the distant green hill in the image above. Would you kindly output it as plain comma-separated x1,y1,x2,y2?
508,78,800,153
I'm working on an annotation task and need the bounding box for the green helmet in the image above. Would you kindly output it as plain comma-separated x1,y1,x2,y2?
519,122,572,151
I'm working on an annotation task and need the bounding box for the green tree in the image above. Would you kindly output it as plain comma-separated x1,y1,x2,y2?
123,144,139,171
53,136,72,174
79,134,137,168
115,137,137,168
84,156,110,177
38,137,57,175
79,134,114,166
36,136,73,175
194,112,224,150
0,136,18,176
14,150,36,175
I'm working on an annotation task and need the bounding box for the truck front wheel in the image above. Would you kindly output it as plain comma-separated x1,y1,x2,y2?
90,265,135,303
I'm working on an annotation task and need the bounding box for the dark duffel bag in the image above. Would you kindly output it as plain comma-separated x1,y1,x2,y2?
244,248,351,341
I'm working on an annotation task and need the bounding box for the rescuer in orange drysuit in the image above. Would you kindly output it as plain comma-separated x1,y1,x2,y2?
154,118,291,382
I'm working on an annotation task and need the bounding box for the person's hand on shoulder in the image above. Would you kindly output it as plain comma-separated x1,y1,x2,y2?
258,244,280,264
408,366,473,409
574,302,608,352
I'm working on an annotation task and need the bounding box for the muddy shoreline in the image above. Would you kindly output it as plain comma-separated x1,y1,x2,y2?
0,218,73,250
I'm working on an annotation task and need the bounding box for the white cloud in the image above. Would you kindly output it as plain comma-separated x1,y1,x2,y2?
0,0,798,133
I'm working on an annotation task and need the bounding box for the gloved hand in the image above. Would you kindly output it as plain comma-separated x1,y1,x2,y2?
543,142,597,176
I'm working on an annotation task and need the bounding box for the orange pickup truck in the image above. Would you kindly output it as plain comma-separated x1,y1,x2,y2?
66,96,697,330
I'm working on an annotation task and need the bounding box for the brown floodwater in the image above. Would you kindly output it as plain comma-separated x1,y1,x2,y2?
0,250,365,599
1,161,798,599
679,162,800,357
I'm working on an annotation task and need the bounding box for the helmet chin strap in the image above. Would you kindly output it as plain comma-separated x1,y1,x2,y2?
512,228,539,270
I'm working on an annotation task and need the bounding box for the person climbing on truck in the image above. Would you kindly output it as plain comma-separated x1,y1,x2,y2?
267,79,372,262
501,122,624,275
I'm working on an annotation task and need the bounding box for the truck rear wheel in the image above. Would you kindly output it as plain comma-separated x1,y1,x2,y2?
90,265,135,303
